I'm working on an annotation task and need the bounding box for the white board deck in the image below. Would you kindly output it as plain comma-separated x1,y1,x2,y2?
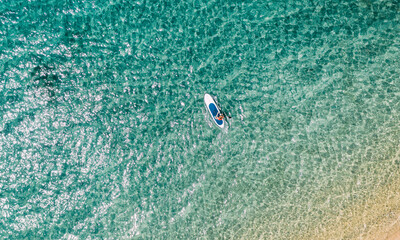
204,94,224,128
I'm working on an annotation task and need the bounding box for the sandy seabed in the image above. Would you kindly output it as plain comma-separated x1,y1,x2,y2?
304,173,400,240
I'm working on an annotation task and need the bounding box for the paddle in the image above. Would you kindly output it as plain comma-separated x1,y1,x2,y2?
213,95,232,119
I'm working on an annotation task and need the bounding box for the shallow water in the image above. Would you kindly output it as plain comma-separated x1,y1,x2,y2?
1,0,400,239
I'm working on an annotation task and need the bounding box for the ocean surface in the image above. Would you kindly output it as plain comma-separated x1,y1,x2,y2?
1,0,400,239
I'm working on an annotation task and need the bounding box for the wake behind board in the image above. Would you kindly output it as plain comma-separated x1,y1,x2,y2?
204,93,224,128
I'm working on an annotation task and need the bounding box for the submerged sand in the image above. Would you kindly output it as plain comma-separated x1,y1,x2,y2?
301,173,400,240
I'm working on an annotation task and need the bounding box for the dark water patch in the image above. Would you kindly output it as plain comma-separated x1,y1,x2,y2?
29,64,61,100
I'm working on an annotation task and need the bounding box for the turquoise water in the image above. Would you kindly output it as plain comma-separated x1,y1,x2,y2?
1,0,400,239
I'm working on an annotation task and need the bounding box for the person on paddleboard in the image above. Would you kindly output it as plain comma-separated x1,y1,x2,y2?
215,112,224,121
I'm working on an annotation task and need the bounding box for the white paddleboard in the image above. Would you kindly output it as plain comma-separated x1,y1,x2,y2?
204,93,224,128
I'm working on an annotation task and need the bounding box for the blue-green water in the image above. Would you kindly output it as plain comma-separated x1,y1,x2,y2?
1,0,400,239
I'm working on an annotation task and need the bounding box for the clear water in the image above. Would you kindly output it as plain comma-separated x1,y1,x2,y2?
1,0,400,239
